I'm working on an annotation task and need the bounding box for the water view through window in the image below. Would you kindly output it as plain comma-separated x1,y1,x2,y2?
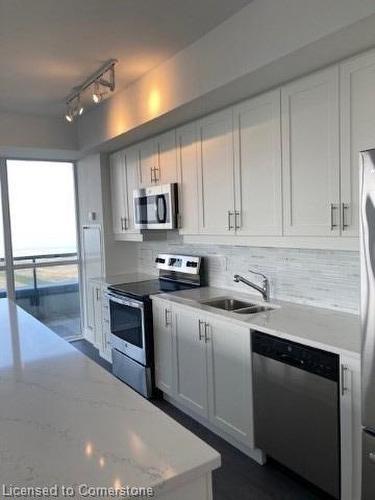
6,160,81,339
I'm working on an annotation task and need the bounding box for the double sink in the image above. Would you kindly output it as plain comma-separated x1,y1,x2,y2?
199,297,275,315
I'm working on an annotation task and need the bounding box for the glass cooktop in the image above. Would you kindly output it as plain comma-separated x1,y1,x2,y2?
108,279,198,300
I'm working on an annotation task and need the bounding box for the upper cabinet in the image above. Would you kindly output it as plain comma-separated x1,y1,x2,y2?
233,90,282,236
109,150,127,235
198,108,236,234
282,66,340,237
340,50,375,238
138,138,156,187
138,130,178,187
157,130,178,185
176,122,199,234
108,48,375,248
109,146,141,240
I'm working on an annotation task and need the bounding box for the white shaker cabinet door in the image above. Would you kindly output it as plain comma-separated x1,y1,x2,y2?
174,306,208,418
282,66,340,236
340,50,375,238
198,108,236,235
234,90,282,236
138,138,156,187
153,300,175,396
124,145,140,233
176,122,199,234
156,129,178,185
205,317,254,446
109,150,127,235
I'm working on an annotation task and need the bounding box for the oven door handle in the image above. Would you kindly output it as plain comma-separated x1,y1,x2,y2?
105,292,144,309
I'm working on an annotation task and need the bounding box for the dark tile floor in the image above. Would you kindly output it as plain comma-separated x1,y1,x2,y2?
71,339,334,500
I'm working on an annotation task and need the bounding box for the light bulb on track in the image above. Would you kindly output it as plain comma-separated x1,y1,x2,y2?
92,82,102,103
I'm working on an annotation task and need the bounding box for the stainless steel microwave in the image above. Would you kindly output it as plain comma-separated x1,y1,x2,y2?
133,183,178,230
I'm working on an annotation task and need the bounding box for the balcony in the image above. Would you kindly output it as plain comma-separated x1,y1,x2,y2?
0,252,81,340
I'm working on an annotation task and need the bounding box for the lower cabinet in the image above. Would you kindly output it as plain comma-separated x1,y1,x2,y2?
174,308,209,419
153,300,174,395
206,317,253,446
152,298,361,498
85,280,112,363
153,299,255,450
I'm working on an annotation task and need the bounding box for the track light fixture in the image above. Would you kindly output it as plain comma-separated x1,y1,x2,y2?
65,95,84,123
64,59,117,122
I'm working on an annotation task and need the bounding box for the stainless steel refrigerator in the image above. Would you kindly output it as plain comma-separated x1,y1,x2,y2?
360,149,375,499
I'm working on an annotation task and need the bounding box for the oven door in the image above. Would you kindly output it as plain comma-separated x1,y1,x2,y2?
106,292,146,365
133,184,177,230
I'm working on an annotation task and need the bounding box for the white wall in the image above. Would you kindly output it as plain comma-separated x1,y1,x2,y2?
0,110,78,152
76,153,137,277
78,0,375,151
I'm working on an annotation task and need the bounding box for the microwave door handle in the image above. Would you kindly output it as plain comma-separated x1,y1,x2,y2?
156,195,167,223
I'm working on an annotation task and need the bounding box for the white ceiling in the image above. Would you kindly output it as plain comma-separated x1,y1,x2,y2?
0,0,252,116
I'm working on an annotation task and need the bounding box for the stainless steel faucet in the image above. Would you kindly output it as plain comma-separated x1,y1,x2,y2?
233,270,270,302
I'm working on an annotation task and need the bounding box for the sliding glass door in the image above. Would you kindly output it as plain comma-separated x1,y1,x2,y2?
0,159,81,340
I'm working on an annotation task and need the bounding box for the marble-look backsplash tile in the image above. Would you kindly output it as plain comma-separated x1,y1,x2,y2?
135,238,360,314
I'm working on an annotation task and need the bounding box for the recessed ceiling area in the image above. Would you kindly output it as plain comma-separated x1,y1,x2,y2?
0,0,252,117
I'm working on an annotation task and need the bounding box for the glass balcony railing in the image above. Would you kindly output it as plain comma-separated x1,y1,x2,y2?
0,252,81,339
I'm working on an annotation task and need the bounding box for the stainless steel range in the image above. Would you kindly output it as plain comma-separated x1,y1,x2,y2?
105,254,203,398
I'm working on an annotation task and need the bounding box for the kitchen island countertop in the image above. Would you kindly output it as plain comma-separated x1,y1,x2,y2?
0,299,220,498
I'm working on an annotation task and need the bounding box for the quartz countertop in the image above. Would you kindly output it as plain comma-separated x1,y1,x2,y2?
152,287,361,357
0,299,220,497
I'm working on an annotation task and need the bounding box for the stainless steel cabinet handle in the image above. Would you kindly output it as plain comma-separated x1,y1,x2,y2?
155,166,160,183
369,452,375,464
198,320,205,341
150,167,154,183
341,365,349,396
235,211,241,230
204,322,210,343
227,211,234,231
124,217,128,231
342,203,350,230
96,288,100,301
330,204,338,230
164,309,172,327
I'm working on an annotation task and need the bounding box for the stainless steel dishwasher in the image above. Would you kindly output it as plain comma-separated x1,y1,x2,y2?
252,331,340,499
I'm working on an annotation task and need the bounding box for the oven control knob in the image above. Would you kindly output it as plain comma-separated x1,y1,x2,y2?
187,261,198,268
155,257,165,263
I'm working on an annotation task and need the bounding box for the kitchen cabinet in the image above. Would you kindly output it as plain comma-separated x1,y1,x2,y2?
109,150,127,235
92,282,103,350
176,122,199,234
206,316,253,446
138,138,156,187
86,280,112,362
100,293,112,362
282,66,340,237
109,146,141,239
198,108,236,234
340,49,375,238
138,130,178,187
81,225,103,343
157,130,178,184
153,300,174,396
233,90,282,236
174,306,209,418
153,299,255,449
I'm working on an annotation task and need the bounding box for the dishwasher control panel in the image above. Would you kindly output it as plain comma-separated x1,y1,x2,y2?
252,331,339,381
